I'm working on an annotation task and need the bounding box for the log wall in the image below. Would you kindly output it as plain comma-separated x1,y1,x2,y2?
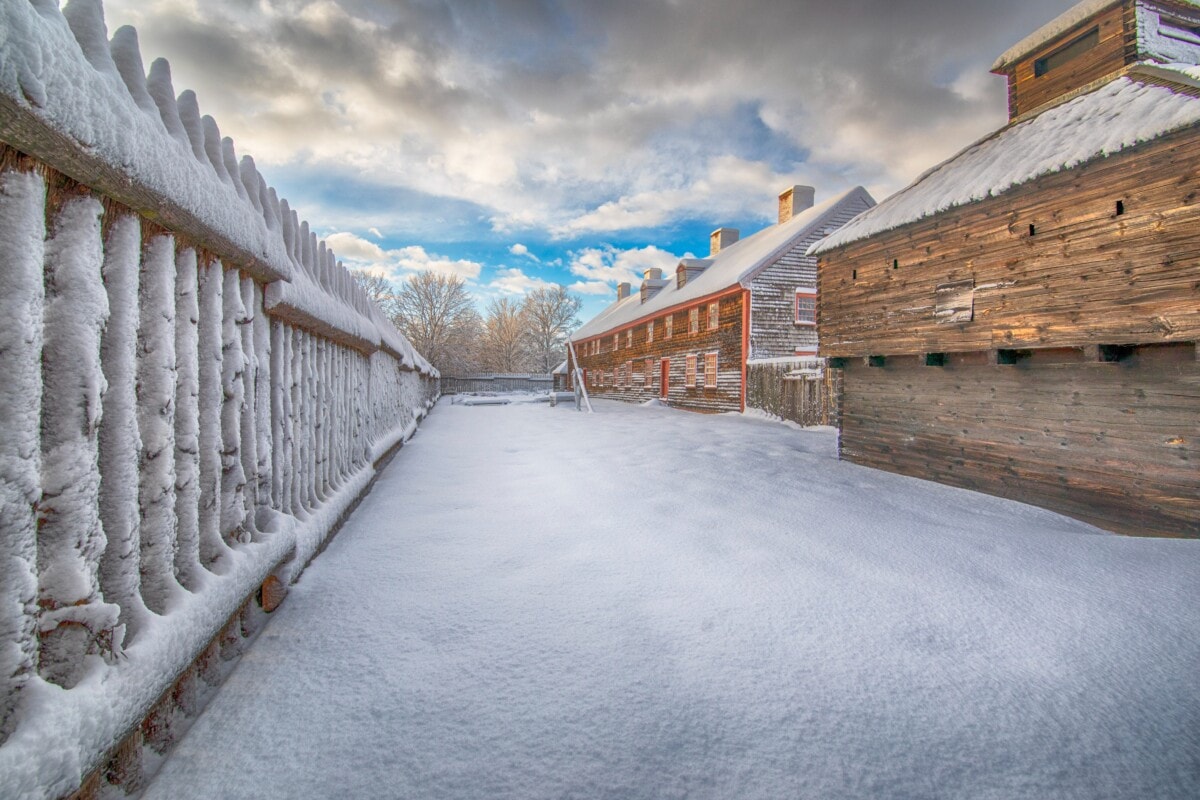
839,347,1198,537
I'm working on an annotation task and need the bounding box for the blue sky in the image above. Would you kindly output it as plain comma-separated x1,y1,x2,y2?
100,0,1082,321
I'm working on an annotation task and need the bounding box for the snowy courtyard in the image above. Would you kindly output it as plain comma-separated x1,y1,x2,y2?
141,399,1199,799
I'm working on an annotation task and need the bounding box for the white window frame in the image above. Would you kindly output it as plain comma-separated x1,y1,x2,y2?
685,353,697,387
704,351,718,388
795,289,817,326
689,307,699,334
647,321,654,344
708,302,718,330
665,315,673,339
627,329,633,348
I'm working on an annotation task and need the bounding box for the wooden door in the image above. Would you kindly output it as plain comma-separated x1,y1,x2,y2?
660,359,669,398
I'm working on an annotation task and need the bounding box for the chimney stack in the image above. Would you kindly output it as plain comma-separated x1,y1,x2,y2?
617,282,632,300
709,227,740,256
643,268,663,281
778,185,815,224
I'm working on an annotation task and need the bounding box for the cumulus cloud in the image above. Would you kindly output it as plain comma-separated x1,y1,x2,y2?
326,231,483,280
568,245,684,287
102,0,1073,240
509,243,540,262
488,267,556,295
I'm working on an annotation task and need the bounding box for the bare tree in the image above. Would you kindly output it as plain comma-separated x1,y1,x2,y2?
479,297,530,373
521,285,582,373
392,272,482,374
350,270,399,318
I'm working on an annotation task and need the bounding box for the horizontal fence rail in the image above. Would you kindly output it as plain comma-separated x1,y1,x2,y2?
0,3,439,797
441,374,555,394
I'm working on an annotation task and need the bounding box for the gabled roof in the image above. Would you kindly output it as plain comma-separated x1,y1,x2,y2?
810,64,1200,256
572,186,874,341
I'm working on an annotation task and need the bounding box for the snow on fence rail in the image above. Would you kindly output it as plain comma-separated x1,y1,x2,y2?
0,2,438,796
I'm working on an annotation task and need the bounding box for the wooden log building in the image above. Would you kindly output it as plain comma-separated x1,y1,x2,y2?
809,0,1200,537
569,185,874,412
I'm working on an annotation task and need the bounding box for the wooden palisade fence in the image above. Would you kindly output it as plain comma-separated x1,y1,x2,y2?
745,359,840,428
0,2,438,797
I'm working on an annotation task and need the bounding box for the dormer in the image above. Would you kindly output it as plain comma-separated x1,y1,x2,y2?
676,258,711,289
640,268,668,303
991,0,1200,122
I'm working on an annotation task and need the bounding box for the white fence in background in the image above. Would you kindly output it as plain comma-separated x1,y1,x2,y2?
0,2,438,797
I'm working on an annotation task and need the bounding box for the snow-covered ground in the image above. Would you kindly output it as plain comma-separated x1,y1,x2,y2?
141,399,1199,799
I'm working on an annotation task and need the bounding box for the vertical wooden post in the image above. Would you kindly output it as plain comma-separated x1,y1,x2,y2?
173,247,203,590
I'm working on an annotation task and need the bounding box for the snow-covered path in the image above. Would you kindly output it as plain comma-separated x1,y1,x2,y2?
142,399,1200,799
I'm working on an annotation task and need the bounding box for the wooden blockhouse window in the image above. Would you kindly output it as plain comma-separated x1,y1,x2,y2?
925,352,946,367
708,302,719,330
1100,344,1135,363
1028,224,1036,236
1115,200,1125,216
934,279,975,324
868,355,886,368
689,308,699,334
685,354,697,387
1034,27,1099,77
852,269,857,280
795,290,816,326
704,352,718,388
892,259,898,270
665,315,673,339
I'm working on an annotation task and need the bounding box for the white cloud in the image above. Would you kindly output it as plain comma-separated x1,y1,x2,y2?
509,243,540,262
488,267,556,295
568,244,683,286
368,227,383,239
325,231,483,280
568,281,615,296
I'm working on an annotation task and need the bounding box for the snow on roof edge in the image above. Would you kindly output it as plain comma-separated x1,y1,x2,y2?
810,67,1200,256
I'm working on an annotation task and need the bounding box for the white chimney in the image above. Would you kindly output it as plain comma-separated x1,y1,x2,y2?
779,185,815,224
643,268,663,281
710,227,740,256
617,282,632,300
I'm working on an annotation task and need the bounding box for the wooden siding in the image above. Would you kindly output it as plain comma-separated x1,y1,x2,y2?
1003,1,1133,120
573,291,745,412
816,122,1200,359
748,194,872,359
838,347,1199,537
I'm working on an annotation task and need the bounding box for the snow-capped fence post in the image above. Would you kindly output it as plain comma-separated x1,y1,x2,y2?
0,166,45,745
0,0,441,790
98,212,149,637
38,192,122,689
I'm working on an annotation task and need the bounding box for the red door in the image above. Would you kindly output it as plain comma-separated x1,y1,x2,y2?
660,359,669,398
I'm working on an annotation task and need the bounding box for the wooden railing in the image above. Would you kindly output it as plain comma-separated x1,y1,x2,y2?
0,2,438,796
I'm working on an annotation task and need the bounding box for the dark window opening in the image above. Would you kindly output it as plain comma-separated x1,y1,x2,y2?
852,269,857,280
995,349,1031,365
892,259,898,270
1034,27,1099,77
925,352,946,367
1028,224,1036,236
1115,200,1125,216
828,357,849,369
868,355,886,368
1100,344,1135,363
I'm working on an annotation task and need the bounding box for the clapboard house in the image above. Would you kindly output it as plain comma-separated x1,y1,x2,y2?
809,0,1200,537
571,185,874,412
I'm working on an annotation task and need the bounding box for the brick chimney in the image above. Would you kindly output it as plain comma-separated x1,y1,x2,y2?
778,185,815,224
709,227,739,256
617,282,632,300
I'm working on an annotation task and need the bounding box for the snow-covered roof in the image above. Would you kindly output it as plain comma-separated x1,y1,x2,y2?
572,186,874,341
810,65,1200,255
552,360,569,374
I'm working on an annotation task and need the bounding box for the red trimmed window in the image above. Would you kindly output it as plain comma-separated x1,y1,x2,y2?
704,352,718,388
613,333,619,350
689,308,699,334
795,290,817,326
708,302,718,330
644,358,654,387
627,329,633,348
665,315,673,339
647,322,654,343
685,354,697,387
